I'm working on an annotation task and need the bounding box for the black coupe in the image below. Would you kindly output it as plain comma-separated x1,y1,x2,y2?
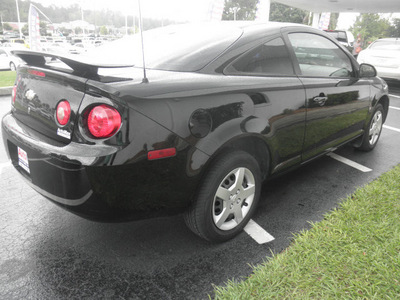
2,22,389,242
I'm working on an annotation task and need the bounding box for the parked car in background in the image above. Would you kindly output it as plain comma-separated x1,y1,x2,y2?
0,48,23,70
357,38,400,81
324,30,355,54
2,22,389,242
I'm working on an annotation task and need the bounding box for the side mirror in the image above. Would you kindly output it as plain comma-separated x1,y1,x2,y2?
359,63,377,78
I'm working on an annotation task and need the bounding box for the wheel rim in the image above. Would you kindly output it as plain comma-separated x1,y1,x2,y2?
369,110,383,146
10,63,16,71
212,167,256,231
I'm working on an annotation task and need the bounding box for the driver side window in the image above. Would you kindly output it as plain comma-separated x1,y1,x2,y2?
288,33,353,78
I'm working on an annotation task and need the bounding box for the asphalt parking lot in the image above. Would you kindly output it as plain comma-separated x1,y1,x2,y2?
1,82,400,299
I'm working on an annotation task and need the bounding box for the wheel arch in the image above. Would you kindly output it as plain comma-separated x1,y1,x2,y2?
205,135,271,181
377,94,389,122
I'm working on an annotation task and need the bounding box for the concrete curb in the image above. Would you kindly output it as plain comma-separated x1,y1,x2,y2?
0,87,12,96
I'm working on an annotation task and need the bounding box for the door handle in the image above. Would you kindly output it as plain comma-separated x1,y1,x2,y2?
313,95,328,106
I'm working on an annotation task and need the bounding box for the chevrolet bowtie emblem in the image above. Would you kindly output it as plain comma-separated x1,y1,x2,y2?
25,89,36,101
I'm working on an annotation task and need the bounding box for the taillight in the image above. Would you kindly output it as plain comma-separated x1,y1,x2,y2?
87,104,121,138
56,100,71,126
12,85,17,105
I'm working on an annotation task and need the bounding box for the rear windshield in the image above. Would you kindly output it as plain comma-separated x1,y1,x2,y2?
86,24,243,72
370,40,400,50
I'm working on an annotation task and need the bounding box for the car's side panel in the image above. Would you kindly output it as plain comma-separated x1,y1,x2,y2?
299,77,371,161
281,27,373,161
112,74,306,176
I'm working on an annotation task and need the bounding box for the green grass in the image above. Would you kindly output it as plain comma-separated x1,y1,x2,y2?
0,71,16,87
214,165,400,299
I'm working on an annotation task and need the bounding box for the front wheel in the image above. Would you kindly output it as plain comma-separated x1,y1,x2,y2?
184,151,262,242
355,104,384,151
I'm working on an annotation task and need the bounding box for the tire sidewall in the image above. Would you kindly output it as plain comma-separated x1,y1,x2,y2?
197,151,262,242
364,104,384,150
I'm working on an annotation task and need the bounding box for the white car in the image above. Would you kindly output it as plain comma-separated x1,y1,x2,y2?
0,47,23,71
357,38,400,81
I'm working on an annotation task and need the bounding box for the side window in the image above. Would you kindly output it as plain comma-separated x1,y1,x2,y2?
225,37,294,76
288,33,353,78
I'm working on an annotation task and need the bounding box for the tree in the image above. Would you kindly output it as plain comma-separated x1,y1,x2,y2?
3,22,12,31
388,18,400,37
328,13,339,30
22,24,28,36
75,26,83,35
350,14,392,47
222,0,258,21
39,21,48,36
269,3,307,24
99,25,108,35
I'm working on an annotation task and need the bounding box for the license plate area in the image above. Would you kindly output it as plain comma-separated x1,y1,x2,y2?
18,146,30,174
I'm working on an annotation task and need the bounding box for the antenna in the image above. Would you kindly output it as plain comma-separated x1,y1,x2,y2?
138,0,149,84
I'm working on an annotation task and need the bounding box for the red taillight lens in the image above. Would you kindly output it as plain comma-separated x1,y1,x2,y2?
28,69,46,77
87,104,121,138
56,100,71,126
12,85,17,105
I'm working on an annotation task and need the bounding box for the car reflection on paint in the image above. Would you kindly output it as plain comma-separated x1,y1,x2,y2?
2,22,389,242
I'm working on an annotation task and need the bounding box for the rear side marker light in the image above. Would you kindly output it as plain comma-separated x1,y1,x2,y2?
87,104,122,138
56,100,71,126
28,69,45,77
148,148,177,160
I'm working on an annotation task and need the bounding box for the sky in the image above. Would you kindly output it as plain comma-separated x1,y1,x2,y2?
32,0,213,22
30,0,399,29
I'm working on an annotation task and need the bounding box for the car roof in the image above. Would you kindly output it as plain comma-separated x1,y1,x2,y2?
217,21,308,33
374,38,400,41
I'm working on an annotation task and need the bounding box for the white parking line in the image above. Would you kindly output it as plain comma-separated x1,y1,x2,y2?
244,219,275,244
327,153,372,172
383,125,400,133
389,94,400,99
389,106,400,111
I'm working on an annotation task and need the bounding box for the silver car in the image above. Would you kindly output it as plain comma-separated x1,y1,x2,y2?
0,47,23,71
357,38,400,81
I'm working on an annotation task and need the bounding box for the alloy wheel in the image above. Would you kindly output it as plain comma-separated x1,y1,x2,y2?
212,167,256,231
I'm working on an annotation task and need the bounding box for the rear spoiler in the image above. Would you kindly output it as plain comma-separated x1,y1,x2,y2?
11,50,134,80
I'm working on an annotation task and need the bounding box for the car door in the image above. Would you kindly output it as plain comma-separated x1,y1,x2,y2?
224,36,307,174
285,31,371,161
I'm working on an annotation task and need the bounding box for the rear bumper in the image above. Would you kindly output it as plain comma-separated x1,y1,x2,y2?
2,112,198,221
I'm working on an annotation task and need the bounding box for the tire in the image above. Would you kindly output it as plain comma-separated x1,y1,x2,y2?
355,103,384,151
184,151,262,242
10,62,16,71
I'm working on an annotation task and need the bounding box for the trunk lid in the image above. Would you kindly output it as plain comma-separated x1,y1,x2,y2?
11,50,134,144
12,66,87,144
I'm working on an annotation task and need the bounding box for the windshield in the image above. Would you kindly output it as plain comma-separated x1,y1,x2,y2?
86,23,243,72
370,40,400,51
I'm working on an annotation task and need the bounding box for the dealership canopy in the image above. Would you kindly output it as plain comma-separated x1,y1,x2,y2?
275,0,400,13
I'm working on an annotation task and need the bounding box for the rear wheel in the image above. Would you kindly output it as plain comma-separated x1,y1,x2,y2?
355,104,384,151
184,151,261,242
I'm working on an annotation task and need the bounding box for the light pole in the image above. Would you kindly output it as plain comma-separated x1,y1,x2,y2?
233,7,240,21
15,0,22,38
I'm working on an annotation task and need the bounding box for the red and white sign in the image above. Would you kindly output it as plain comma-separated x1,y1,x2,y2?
18,147,30,174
